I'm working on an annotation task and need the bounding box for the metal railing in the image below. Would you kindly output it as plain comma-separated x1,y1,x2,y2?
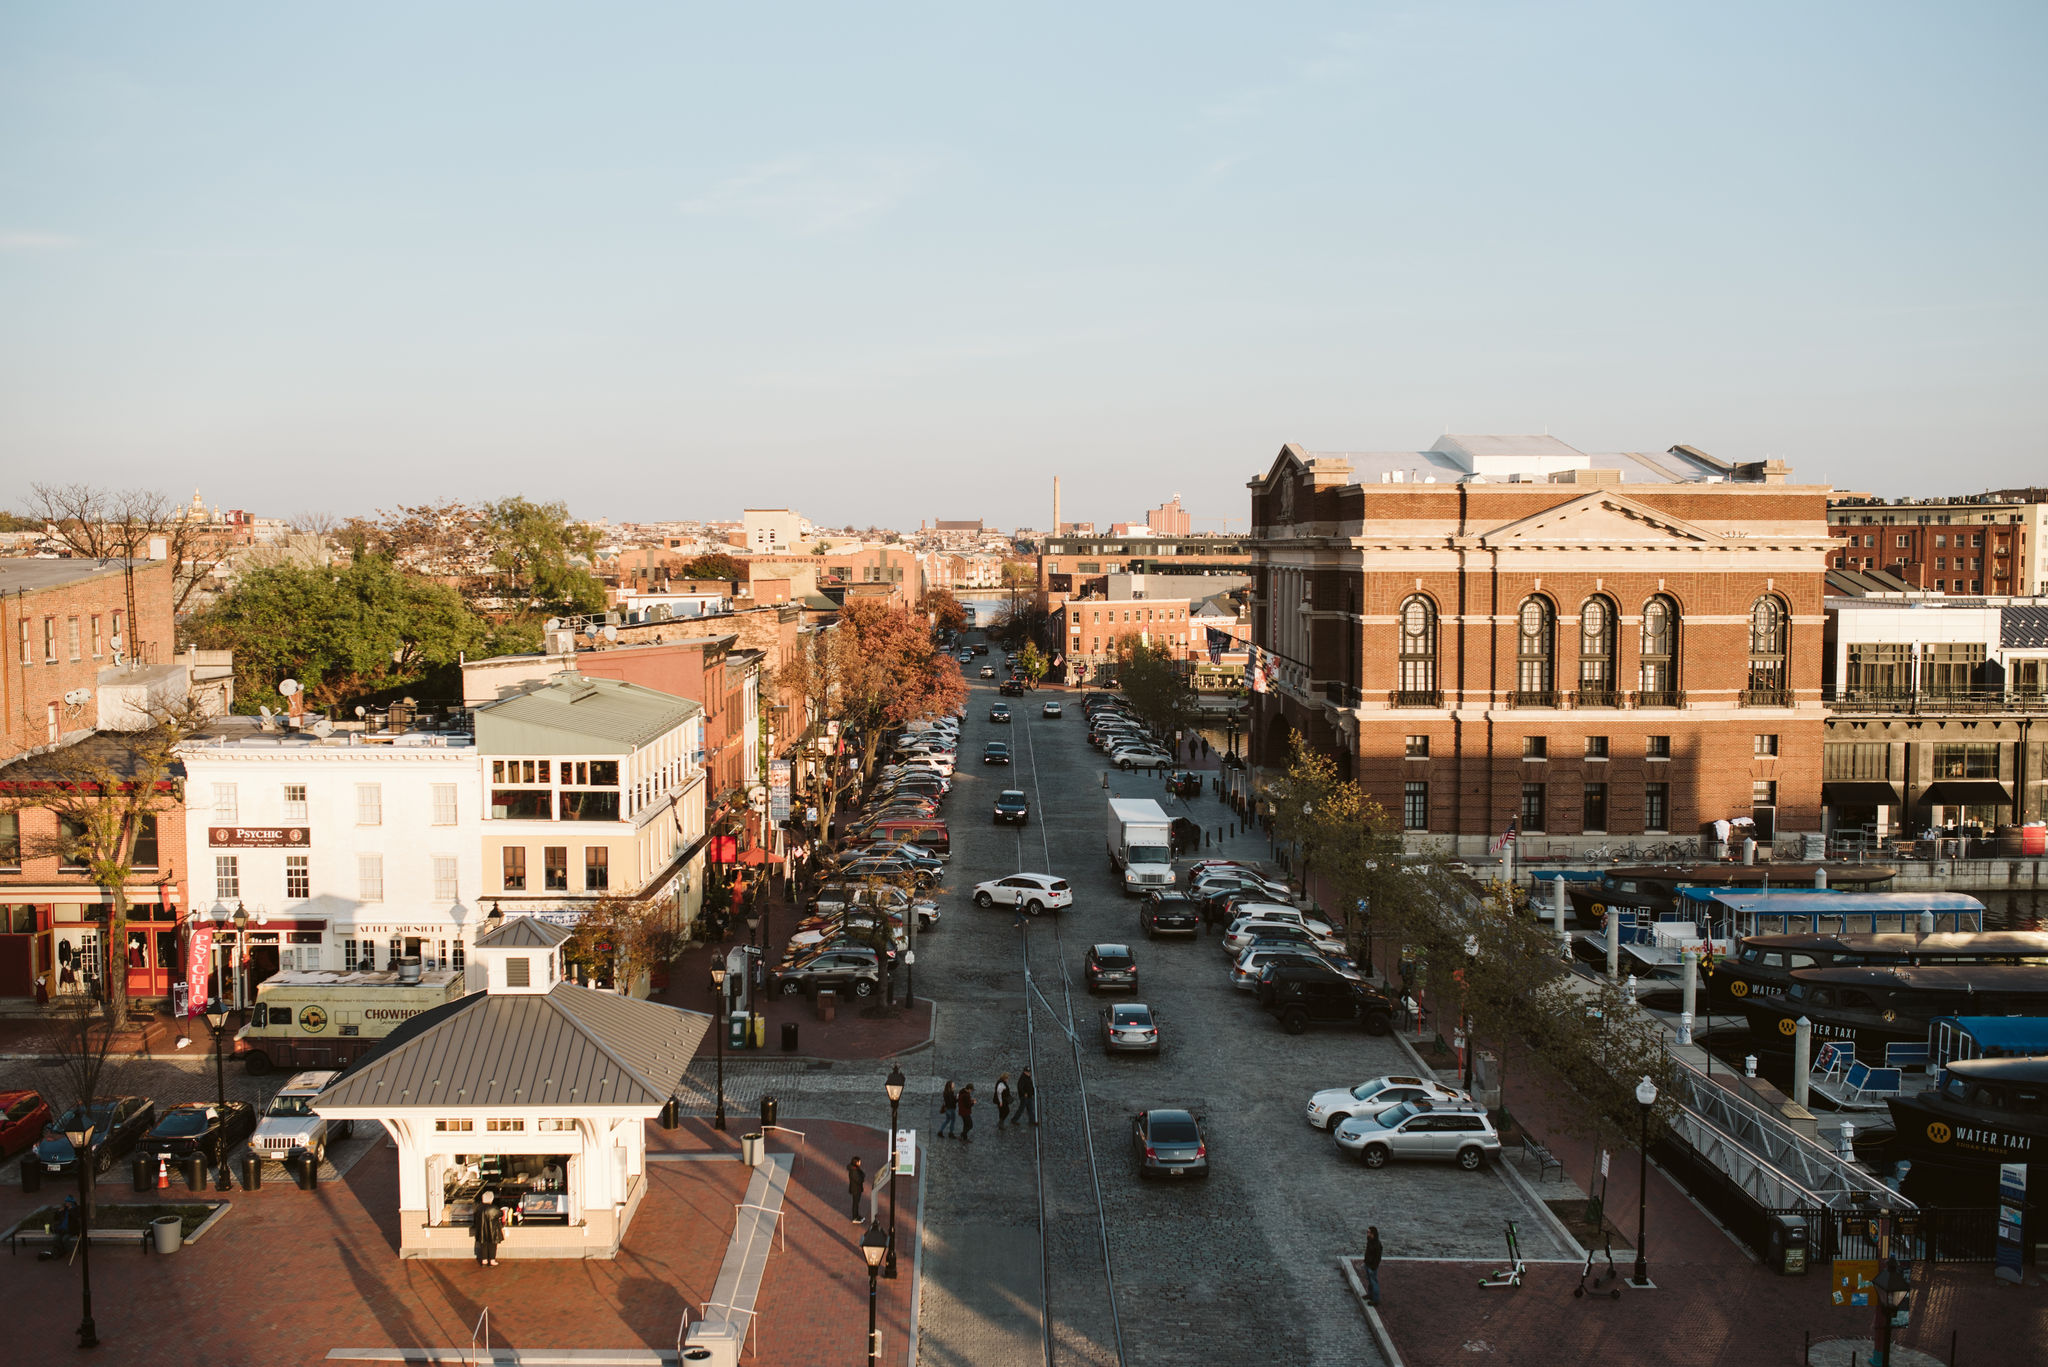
1739,688,1794,708
1507,690,1560,709
468,1308,490,1367
1391,689,1443,708
733,1202,787,1252
1570,688,1621,709
1632,690,1684,708
1827,688,2048,715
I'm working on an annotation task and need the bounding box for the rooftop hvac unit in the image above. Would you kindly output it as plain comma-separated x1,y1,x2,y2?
546,629,577,656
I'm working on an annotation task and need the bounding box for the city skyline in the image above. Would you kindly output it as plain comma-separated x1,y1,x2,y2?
4,3,2044,525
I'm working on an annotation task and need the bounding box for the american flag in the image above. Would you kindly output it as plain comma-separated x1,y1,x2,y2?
1490,815,1518,854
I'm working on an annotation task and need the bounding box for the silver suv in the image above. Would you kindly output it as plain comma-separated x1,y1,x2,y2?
251,1070,345,1162
1333,1100,1499,1171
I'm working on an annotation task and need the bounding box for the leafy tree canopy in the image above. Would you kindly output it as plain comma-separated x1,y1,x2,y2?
918,588,968,635
676,552,744,582
484,496,606,614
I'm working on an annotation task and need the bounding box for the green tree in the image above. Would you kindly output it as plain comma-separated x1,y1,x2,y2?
482,497,606,613
1016,641,1049,690
1115,639,1198,747
185,556,488,713
678,552,745,582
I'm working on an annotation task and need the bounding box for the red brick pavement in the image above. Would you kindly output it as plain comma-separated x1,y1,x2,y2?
1366,1256,2034,1366
0,1116,917,1366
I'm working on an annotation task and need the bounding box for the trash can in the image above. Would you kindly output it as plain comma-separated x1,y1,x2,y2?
183,1154,206,1191
151,1214,183,1255
21,1159,40,1193
1766,1213,1808,1275
134,1155,154,1192
729,1010,747,1049
741,1131,765,1166
241,1154,262,1191
781,1021,799,1053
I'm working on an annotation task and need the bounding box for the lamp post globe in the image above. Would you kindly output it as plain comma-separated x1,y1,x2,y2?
1632,1075,1657,1288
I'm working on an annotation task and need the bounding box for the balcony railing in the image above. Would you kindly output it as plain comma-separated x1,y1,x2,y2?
1827,688,2048,716
1739,688,1794,708
1570,689,1622,709
1632,690,1685,709
1392,689,1443,708
1508,690,1560,709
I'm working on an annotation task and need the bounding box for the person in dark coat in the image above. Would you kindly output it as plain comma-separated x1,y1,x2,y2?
957,1085,976,1143
847,1155,867,1224
1018,1068,1038,1125
473,1189,504,1266
994,1074,1014,1128
937,1080,959,1137
1363,1226,1383,1305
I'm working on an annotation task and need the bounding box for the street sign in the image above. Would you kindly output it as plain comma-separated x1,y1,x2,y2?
1599,1149,1610,1179
769,760,791,823
1996,1163,2027,1284
894,1129,916,1175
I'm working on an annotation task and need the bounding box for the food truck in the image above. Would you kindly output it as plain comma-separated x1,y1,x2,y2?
234,964,468,1074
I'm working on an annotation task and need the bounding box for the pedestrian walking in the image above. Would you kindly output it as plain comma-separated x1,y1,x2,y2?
994,1073,1014,1127
1363,1226,1383,1305
1013,901,1027,929
957,1085,976,1143
847,1156,867,1223
474,1189,504,1266
1018,1068,1038,1125
937,1080,959,1137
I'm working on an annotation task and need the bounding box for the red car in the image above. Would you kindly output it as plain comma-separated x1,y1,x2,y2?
0,1089,53,1159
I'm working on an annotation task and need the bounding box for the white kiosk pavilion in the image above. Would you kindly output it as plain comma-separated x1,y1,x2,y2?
313,915,709,1259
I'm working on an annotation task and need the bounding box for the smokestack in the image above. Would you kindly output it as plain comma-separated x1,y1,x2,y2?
1053,476,1062,535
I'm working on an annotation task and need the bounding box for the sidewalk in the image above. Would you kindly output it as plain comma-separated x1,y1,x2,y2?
0,1004,199,1059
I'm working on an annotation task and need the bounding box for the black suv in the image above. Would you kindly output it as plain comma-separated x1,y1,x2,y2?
1139,892,1199,938
993,790,1030,825
1261,965,1393,1036
999,679,1025,696
774,947,883,999
1084,944,1139,993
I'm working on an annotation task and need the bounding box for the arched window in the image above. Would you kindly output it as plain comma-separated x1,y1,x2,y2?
1575,596,1617,705
1514,596,1555,704
1638,595,1679,706
1396,596,1438,704
1745,595,1789,705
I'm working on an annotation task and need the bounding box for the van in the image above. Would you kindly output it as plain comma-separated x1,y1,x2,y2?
860,816,950,856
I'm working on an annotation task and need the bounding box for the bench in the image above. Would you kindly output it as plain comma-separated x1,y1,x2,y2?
7,1225,155,1256
1519,1138,1564,1182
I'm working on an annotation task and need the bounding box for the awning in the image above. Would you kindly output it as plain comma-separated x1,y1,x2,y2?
1822,781,1902,807
1919,780,2014,806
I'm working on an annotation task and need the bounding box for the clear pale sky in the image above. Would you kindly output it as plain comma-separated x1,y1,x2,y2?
3,3,2043,530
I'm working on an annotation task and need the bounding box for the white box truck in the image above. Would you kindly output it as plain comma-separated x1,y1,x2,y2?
1107,797,1175,895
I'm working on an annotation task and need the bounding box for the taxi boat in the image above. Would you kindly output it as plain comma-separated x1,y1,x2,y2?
1708,928,2047,1013
1735,964,2048,1060
1886,1056,2048,1170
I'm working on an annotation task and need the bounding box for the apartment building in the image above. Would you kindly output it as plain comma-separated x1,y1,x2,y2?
1827,490,2044,596
1247,435,1833,855
0,558,175,762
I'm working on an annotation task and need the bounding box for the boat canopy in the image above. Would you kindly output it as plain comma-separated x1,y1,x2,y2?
1680,890,1983,935
1931,1015,2048,1065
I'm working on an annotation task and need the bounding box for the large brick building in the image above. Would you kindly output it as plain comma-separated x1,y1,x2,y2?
1246,435,1833,857
1826,489,2044,596
0,558,176,762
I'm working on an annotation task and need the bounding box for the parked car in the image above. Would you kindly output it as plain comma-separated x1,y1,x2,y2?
32,1096,155,1175
774,947,884,999
836,857,940,889
1304,1075,1472,1133
1191,872,1293,907
1223,917,1341,958
1263,969,1395,1036
993,790,1030,825
1139,891,1200,937
970,873,1073,915
1113,746,1175,772
982,742,1012,765
1041,700,1063,718
0,1089,53,1160
1165,770,1203,798
140,1101,258,1168
252,1071,348,1161
1130,1108,1208,1180
1084,943,1139,993
1230,944,1330,990
1101,1002,1161,1054
1334,1101,1500,1170
989,703,1012,723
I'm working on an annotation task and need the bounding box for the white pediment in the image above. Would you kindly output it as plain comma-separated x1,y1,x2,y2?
1477,492,1726,548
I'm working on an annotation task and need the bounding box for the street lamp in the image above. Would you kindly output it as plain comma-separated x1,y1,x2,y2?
203,1000,229,1110
1873,1251,1913,1366
708,961,728,1132
64,1118,98,1348
883,1065,905,1280
860,1220,888,1362
1632,1075,1658,1288
232,902,250,1008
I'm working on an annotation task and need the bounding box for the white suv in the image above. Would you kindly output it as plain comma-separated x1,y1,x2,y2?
251,1070,345,1162
1334,1101,1501,1170
970,873,1074,916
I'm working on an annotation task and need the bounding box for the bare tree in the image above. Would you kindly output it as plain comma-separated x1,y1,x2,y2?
44,997,118,1218
287,510,339,536
0,694,219,1023
26,483,234,617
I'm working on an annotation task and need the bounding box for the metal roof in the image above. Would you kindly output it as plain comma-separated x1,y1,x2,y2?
2003,605,2048,648
0,559,143,594
473,915,574,950
314,983,709,1113
473,673,700,753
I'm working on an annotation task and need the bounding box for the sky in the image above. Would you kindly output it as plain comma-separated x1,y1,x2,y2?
2,2,2044,530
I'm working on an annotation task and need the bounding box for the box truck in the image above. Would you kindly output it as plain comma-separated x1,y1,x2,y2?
1107,797,1175,895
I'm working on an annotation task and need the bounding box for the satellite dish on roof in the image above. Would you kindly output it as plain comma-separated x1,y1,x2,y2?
603,624,618,641
355,705,368,718
545,618,561,632
311,718,334,738
278,679,301,697
258,705,273,721
586,625,599,640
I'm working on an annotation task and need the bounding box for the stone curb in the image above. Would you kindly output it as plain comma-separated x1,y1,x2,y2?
1339,1256,1403,1367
